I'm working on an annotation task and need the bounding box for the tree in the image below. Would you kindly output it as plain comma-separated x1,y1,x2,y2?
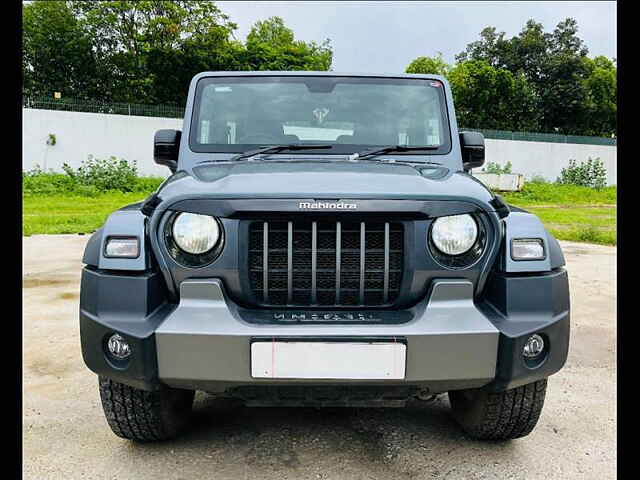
455,26,512,69
23,1,99,99
449,17,616,136
405,53,450,76
243,16,332,71
581,56,617,136
447,60,538,131
22,4,334,104
69,0,238,103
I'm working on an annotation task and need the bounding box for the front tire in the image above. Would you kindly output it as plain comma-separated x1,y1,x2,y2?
448,379,547,440
98,376,195,442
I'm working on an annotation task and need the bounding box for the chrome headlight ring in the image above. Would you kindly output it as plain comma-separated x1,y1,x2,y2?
428,213,487,269
163,212,225,268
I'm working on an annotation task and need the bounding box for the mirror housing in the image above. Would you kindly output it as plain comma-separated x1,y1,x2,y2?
154,129,181,173
459,131,485,171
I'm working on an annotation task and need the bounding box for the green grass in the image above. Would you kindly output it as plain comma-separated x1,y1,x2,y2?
501,182,617,206
23,192,152,236
502,183,617,245
22,171,164,235
22,179,617,245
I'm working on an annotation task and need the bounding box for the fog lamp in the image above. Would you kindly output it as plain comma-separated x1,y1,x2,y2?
107,333,131,360
523,334,545,358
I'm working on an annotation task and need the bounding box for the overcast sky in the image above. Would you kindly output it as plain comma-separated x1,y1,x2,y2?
217,1,617,73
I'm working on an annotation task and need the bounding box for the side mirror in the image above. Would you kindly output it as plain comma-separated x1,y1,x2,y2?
459,131,485,172
154,129,181,173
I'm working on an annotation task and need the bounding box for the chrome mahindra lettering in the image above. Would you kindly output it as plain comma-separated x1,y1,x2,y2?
298,201,357,210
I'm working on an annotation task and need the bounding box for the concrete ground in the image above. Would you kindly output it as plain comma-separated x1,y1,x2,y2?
23,235,616,479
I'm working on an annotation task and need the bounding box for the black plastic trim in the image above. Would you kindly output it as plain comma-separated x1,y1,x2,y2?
479,268,570,391
79,267,170,391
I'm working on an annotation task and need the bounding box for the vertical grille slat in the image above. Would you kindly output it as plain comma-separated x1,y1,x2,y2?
249,219,403,307
383,222,390,304
311,221,318,305
263,222,269,303
359,222,365,305
287,221,293,304
336,221,341,304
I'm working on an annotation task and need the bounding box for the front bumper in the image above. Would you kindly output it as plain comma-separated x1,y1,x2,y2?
80,268,570,394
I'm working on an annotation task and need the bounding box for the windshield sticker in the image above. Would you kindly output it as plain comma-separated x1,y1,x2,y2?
313,107,330,124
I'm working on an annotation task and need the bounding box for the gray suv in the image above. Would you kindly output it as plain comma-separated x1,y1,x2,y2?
80,72,570,442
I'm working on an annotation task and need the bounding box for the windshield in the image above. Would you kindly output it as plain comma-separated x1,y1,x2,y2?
189,76,452,157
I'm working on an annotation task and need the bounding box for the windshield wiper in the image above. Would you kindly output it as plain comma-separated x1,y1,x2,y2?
351,145,440,161
231,144,332,161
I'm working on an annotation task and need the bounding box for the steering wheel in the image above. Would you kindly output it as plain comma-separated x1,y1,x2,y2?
241,133,282,144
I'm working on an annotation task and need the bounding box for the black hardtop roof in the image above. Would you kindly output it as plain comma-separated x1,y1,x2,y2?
190,71,447,82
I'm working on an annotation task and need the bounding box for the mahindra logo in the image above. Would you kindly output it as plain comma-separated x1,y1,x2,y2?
298,201,357,210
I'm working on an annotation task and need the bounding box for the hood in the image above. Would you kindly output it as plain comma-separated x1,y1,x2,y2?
156,161,495,208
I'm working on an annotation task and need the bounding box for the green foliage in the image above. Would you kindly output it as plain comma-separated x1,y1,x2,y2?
557,158,607,188
502,181,616,205
408,17,616,137
483,161,512,174
62,155,139,192
502,183,616,246
23,158,164,196
581,56,617,137
23,192,152,235
243,17,332,72
405,53,451,76
528,175,548,184
23,170,78,195
22,0,98,99
448,61,538,130
23,3,333,105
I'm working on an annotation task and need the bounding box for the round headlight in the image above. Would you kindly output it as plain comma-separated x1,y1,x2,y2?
172,213,220,254
431,214,478,256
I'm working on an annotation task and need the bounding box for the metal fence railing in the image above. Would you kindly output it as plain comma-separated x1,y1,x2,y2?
23,96,616,146
23,96,185,119
461,128,617,146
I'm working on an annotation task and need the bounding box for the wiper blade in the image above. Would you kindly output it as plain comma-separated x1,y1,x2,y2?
351,145,440,160
231,144,332,161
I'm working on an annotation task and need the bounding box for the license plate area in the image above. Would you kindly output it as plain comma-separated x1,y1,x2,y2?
251,340,407,380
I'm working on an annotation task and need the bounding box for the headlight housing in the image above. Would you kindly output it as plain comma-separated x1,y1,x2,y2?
172,213,220,254
431,214,478,255
165,212,224,267
428,214,485,269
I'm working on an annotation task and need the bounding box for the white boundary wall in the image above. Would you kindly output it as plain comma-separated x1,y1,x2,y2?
479,138,617,186
23,109,181,178
23,108,617,184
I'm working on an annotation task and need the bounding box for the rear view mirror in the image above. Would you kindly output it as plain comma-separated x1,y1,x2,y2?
154,129,181,173
459,131,485,171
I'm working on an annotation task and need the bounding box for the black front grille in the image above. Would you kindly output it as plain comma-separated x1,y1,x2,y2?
248,220,404,307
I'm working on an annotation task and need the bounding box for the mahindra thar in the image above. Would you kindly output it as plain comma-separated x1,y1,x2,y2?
80,72,570,442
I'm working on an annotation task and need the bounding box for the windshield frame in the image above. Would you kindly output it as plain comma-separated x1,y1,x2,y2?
187,74,453,157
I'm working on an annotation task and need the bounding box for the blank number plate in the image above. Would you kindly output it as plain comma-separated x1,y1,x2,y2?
251,341,406,379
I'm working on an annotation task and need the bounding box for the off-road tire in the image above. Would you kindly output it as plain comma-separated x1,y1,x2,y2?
448,379,547,440
98,376,195,442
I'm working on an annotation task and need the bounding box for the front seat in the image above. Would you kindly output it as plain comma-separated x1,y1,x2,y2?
238,119,289,144
350,124,398,145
